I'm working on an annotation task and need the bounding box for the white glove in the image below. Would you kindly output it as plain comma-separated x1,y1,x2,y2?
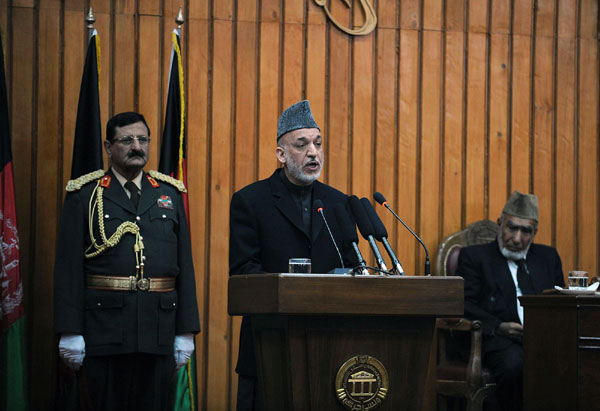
174,333,195,370
59,334,86,370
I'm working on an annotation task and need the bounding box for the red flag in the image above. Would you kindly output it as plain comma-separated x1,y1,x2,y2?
0,27,28,411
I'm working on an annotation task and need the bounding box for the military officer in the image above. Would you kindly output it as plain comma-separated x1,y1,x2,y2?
54,112,200,411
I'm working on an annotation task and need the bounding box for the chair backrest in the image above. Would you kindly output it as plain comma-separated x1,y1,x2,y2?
435,220,498,276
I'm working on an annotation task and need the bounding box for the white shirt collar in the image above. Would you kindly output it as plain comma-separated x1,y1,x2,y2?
111,167,143,191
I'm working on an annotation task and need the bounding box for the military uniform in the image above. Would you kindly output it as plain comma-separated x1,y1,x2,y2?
54,168,199,409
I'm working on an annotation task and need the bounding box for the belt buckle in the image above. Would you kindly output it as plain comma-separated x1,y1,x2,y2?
128,276,138,291
137,278,150,291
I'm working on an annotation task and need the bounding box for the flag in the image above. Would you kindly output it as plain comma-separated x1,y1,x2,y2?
55,27,103,411
159,28,197,411
71,29,103,179
0,27,28,411
159,28,188,217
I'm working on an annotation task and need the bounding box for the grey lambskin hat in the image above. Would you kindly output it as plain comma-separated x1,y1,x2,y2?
277,100,320,140
502,191,539,222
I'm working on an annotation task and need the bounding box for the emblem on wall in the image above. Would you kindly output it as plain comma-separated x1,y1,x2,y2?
313,0,377,36
335,355,389,410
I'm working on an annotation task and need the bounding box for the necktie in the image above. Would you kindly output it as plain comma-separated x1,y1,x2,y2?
124,181,140,209
517,259,534,295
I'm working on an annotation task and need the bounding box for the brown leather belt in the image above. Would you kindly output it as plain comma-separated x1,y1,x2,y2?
86,274,175,292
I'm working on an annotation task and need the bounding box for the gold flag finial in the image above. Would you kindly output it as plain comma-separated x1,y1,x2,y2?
175,7,185,29
86,7,96,30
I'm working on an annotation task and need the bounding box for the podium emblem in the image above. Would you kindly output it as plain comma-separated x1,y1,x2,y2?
335,355,389,410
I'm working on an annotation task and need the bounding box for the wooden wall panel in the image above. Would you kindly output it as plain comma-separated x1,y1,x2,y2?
465,30,487,221
554,30,577,274
186,13,210,409
230,2,259,405
532,32,555,243
62,10,85,186
207,15,234,410
420,29,442,273
138,15,161,171
397,25,419,274
3,1,599,409
442,35,464,236
577,0,599,275
488,33,509,218
511,33,533,193
95,6,111,164
282,0,304,109
374,23,397,260
257,0,280,180
327,22,351,191
33,6,61,410
305,1,326,167
113,14,136,113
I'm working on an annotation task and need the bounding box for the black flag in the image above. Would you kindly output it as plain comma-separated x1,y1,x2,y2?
71,29,103,178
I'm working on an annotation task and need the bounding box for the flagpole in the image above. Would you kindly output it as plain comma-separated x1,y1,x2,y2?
176,6,184,35
85,7,96,40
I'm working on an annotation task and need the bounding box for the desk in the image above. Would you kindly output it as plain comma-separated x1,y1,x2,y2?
520,294,600,411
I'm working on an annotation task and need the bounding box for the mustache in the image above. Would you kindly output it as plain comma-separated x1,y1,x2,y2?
304,158,321,166
128,149,145,158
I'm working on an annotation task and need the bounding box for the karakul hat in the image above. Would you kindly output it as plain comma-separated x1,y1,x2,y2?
502,191,539,222
277,100,320,140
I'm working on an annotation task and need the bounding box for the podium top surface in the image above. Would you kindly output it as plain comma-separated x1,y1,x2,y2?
228,273,463,316
520,293,600,309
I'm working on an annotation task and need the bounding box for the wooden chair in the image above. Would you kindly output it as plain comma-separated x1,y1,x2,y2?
434,219,498,411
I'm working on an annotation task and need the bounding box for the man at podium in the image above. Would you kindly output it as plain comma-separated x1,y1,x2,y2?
456,191,564,411
229,100,355,411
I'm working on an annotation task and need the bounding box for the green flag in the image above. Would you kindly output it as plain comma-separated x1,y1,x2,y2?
0,27,28,411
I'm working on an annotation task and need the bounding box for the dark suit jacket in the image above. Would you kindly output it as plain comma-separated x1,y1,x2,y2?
229,169,355,376
457,240,564,353
54,169,200,357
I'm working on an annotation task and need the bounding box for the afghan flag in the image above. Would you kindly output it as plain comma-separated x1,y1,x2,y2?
159,28,197,411
71,28,103,179
159,28,189,217
55,28,103,411
0,28,28,411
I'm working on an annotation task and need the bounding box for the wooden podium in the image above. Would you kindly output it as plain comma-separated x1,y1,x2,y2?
228,273,463,410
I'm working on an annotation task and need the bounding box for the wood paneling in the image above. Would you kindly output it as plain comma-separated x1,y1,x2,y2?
3,0,598,409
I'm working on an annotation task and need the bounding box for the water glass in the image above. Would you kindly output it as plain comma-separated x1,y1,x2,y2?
289,258,311,274
568,270,589,290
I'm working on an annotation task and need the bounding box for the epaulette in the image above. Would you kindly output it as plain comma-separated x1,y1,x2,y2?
148,170,187,193
66,169,106,192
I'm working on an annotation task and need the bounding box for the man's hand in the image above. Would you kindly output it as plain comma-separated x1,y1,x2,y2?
174,334,195,370
58,334,86,370
496,322,523,341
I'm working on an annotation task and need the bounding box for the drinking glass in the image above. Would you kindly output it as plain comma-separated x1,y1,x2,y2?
568,270,589,290
289,258,311,274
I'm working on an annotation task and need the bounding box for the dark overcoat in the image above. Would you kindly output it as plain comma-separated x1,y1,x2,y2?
229,169,355,376
457,240,564,353
54,169,200,357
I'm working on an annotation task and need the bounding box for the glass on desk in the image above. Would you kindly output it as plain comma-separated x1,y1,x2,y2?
289,258,311,274
568,270,588,289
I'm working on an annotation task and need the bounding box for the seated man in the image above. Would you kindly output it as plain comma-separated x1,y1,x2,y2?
456,191,564,411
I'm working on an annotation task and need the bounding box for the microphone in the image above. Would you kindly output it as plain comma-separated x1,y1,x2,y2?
314,199,345,270
348,196,389,273
333,203,369,276
373,192,431,276
360,197,405,275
